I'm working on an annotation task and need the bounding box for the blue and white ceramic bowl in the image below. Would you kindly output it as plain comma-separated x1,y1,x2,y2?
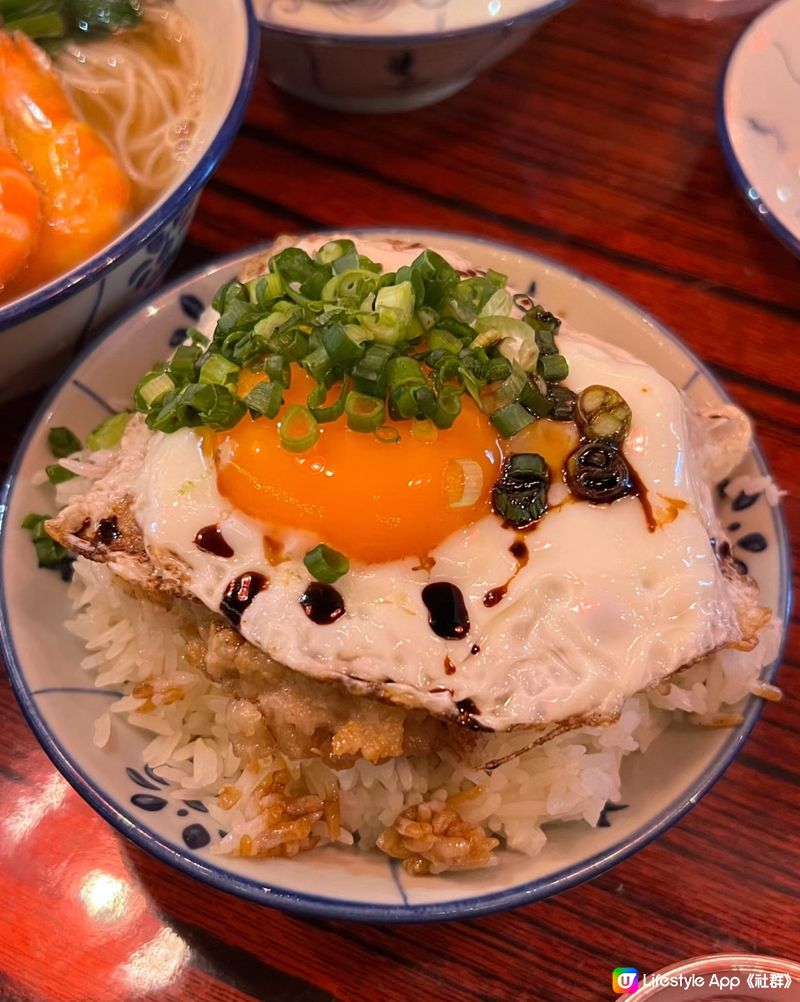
0,0,260,404
718,0,800,258
256,0,577,113
0,230,790,922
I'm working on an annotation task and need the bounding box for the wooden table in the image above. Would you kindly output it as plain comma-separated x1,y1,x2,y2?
1,1,798,999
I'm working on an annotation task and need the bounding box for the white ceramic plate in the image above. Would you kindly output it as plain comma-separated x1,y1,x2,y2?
0,230,790,922
718,0,800,257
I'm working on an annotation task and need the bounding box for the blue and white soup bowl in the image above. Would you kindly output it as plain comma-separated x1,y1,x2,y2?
0,0,260,404
257,0,578,113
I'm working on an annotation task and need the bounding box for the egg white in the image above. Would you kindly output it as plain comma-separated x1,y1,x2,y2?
133,240,753,731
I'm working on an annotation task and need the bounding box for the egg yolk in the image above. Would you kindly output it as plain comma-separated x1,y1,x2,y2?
214,368,503,564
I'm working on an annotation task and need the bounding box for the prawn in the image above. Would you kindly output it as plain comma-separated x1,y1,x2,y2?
0,141,41,295
0,31,131,299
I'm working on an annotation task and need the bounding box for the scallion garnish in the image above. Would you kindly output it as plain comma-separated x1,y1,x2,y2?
87,412,132,451
45,463,76,484
490,402,536,438
244,380,284,420
303,543,350,583
125,240,589,453
48,426,82,458
538,354,568,383
21,512,72,571
280,404,320,452
345,391,385,432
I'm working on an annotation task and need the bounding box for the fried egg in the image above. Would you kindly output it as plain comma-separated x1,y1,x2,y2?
125,238,764,732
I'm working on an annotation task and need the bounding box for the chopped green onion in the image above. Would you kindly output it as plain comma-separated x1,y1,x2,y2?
48,426,82,458
186,327,210,348
474,316,539,373
322,322,366,367
147,384,246,433
345,391,385,432
374,280,415,329
479,361,526,415
301,345,335,386
524,304,561,335
315,238,357,267
303,543,350,584
410,249,459,308
428,328,462,356
264,354,291,386
538,353,568,383
21,512,71,570
386,355,425,390
321,268,379,305
271,327,310,362
352,344,393,397
388,385,418,420
199,354,240,386
534,328,558,356
247,271,285,305
575,385,632,445
519,379,554,418
490,402,536,438
245,381,284,420
135,370,175,411
280,404,320,452
506,453,548,480
87,412,131,451
492,452,549,529
168,344,201,385
308,378,349,423
548,385,577,421
45,463,76,484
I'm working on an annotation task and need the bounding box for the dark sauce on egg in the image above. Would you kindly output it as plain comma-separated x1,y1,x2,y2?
470,644,481,656
626,459,657,533
220,572,268,627
444,656,457,676
300,582,346,625
421,582,470,640
455,698,486,731
95,516,120,545
194,524,234,558
483,536,530,608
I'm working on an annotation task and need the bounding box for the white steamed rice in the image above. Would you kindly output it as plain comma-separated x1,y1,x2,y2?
64,556,780,861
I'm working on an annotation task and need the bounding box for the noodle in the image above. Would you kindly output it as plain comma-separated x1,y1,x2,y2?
54,4,202,211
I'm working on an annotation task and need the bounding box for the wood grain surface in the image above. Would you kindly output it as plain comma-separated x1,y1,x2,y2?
1,1,798,999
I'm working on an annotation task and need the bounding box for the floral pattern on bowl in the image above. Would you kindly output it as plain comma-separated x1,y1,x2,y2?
0,230,790,922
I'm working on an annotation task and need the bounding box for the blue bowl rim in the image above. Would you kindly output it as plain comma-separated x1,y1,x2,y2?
0,0,261,334
258,0,575,46
0,227,792,923
716,0,800,261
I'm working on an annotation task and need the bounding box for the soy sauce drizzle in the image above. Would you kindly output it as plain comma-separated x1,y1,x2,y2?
194,524,234,558
300,582,346,625
483,536,529,608
626,458,657,533
444,656,457,676
470,644,481,656
220,572,268,627
95,516,120,545
421,582,470,640
455,697,487,731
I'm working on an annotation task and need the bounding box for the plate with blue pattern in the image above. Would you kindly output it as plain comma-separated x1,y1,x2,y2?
718,0,800,258
0,230,790,922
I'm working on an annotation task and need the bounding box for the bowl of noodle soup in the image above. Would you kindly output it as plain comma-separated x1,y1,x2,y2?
0,0,259,403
